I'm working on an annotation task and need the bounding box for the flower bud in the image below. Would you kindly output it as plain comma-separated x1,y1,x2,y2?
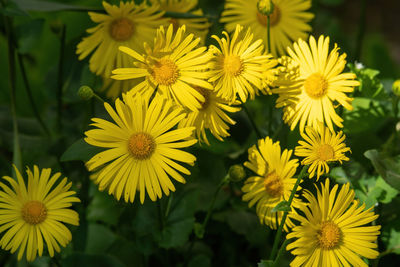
78,86,94,100
257,0,274,16
392,79,400,97
228,164,246,182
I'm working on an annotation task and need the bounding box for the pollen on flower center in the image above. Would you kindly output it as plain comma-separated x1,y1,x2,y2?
318,221,341,249
152,59,180,86
304,73,328,99
318,144,334,161
223,55,243,76
256,5,281,27
21,201,47,225
128,132,156,160
264,170,283,197
194,86,210,110
109,18,135,42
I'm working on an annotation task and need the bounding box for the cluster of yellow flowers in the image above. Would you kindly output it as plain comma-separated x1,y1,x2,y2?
0,0,380,265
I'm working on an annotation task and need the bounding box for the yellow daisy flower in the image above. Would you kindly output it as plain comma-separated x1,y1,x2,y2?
151,0,211,43
76,1,167,77
220,0,314,56
273,35,360,132
287,179,380,266
295,124,350,180
84,93,197,203
242,137,300,230
112,24,213,111
178,86,241,145
0,165,80,262
209,25,275,103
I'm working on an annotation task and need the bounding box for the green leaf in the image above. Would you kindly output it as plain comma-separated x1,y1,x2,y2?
364,150,400,190
0,1,29,16
61,252,125,267
188,254,211,267
60,138,104,162
13,0,100,12
87,190,124,226
272,201,291,212
348,63,387,100
85,223,116,254
15,19,45,54
387,228,400,254
258,259,274,267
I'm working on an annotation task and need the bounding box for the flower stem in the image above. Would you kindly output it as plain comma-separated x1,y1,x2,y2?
355,0,367,60
200,175,229,235
17,53,51,136
242,104,262,139
165,192,173,219
56,24,66,132
269,165,308,261
272,239,290,267
267,15,271,54
2,6,22,174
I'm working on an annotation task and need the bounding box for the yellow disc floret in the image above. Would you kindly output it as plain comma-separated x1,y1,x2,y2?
109,18,135,42
304,73,328,99
318,221,341,249
129,132,156,160
21,201,47,225
152,59,180,86
264,170,283,197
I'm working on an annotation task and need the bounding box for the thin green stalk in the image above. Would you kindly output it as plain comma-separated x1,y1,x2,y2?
3,7,22,173
355,0,367,60
93,92,106,103
165,192,173,219
272,239,290,267
17,53,51,136
201,175,229,233
56,24,66,132
267,15,271,54
269,165,308,261
392,96,399,119
242,104,262,139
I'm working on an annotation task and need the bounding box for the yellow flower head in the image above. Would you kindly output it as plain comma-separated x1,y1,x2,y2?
151,0,211,43
273,35,360,132
220,0,314,56
0,165,80,262
112,24,213,111
287,179,381,266
178,86,241,145
209,25,276,103
242,137,300,231
84,93,197,203
76,1,167,77
295,123,350,180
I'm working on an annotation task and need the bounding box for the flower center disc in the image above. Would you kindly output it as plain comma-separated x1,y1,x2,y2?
22,201,47,225
110,18,135,42
318,144,334,161
257,5,281,27
318,221,341,249
264,171,283,197
129,132,156,160
304,73,328,99
194,86,211,110
152,59,179,86
223,55,243,76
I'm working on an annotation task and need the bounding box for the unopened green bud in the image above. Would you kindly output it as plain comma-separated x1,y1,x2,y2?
392,79,400,96
78,86,94,100
49,19,64,35
257,0,274,16
228,164,246,182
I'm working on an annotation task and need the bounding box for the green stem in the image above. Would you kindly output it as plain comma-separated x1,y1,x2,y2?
17,53,51,136
267,15,271,54
269,165,308,261
355,0,367,60
93,92,105,103
165,192,173,219
392,96,399,119
157,201,164,230
56,24,66,132
201,175,229,232
2,6,22,173
242,104,262,139
272,239,290,267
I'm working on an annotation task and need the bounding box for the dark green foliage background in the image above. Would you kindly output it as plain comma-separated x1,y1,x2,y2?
0,0,400,266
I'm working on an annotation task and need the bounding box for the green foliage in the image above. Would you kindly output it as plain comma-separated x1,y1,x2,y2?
61,138,104,162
